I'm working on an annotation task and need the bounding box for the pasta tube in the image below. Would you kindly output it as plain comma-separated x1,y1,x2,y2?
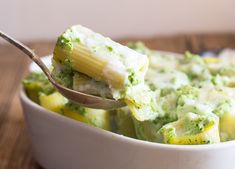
157,113,220,144
53,25,149,91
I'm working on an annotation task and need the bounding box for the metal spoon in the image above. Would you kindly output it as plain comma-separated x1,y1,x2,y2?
0,31,125,109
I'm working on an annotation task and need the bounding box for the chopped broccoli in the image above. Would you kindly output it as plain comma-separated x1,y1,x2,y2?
23,72,55,103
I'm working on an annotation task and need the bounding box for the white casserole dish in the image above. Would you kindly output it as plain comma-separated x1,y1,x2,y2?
20,54,235,169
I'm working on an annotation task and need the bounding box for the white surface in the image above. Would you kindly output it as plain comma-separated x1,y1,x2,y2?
20,55,235,169
1,0,235,42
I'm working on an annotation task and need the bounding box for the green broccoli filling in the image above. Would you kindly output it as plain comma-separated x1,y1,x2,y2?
23,72,55,103
64,102,87,116
213,100,232,117
56,34,73,51
52,59,73,87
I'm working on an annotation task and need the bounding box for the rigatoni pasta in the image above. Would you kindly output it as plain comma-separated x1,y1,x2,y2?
53,25,149,94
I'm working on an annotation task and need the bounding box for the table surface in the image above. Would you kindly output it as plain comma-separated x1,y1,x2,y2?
1,34,235,169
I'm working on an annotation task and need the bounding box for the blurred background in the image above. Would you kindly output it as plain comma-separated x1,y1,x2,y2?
1,1,235,169
1,0,235,42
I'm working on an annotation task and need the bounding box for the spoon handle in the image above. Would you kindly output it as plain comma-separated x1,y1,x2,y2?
0,30,54,83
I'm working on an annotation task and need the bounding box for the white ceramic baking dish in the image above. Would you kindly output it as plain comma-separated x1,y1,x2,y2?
20,55,235,169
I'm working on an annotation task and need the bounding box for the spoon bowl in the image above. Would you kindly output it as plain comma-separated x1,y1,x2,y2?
53,81,125,109
0,31,125,109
